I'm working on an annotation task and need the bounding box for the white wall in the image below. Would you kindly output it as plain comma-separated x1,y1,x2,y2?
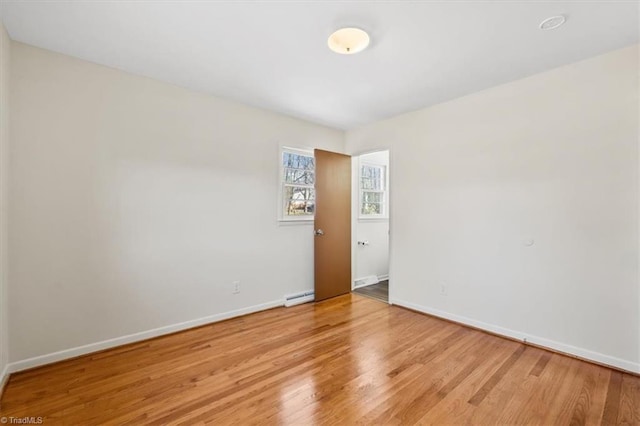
0,22,10,385
9,42,344,366
346,45,640,373
6,38,639,374
353,150,389,284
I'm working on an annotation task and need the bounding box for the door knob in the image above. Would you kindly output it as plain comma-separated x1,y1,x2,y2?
314,229,325,236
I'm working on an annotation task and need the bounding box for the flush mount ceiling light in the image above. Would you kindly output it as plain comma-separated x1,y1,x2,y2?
328,27,370,54
539,15,566,30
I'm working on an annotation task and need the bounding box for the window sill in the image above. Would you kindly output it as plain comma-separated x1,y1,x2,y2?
358,216,389,223
278,218,314,226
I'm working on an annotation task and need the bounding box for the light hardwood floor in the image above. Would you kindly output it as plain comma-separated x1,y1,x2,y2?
1,294,638,425
353,280,389,303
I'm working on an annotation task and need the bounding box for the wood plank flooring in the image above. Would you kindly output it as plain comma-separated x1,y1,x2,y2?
353,280,389,303
1,294,638,425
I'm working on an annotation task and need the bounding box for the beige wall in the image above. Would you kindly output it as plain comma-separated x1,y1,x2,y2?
9,42,344,366
0,22,10,384
347,45,640,372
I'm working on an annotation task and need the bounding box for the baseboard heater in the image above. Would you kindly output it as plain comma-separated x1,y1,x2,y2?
354,275,379,289
284,290,314,307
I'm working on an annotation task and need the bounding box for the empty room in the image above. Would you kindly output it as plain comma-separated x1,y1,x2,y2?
0,1,638,424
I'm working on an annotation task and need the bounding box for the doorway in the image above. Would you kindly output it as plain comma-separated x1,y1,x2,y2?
351,150,390,303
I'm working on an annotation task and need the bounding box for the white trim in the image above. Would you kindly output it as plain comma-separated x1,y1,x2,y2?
357,217,389,223
277,218,314,226
281,145,314,157
378,274,389,282
0,362,9,400
391,298,640,374
7,299,283,374
353,283,372,289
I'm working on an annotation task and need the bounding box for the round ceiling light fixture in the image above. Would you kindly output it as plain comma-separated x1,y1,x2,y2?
539,15,566,30
328,27,370,54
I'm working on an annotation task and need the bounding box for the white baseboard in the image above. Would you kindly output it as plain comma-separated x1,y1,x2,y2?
378,274,389,282
7,299,284,374
0,362,9,400
391,298,640,374
353,283,371,289
9,296,637,376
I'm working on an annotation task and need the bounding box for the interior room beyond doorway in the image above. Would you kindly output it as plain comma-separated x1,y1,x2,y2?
352,150,390,303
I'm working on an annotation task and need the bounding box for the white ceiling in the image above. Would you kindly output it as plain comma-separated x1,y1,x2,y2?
1,1,638,130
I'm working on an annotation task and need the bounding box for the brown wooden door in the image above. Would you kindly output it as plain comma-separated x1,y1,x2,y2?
314,149,351,301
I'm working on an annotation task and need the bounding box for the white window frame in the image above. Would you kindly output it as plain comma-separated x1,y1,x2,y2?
279,146,315,223
359,161,388,219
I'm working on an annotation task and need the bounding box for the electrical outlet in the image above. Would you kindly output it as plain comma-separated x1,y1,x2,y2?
233,281,240,294
440,282,448,296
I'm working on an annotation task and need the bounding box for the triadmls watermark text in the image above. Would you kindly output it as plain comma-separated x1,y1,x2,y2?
1,417,44,424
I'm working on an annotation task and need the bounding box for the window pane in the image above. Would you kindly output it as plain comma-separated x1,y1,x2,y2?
283,152,314,170
283,152,293,168
361,177,377,190
300,156,315,170
362,191,382,203
304,202,315,214
360,165,383,190
284,186,315,201
361,202,382,215
284,185,315,216
284,168,314,185
371,167,379,182
285,200,315,216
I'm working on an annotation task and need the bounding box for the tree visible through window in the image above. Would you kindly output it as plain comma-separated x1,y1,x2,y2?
282,149,315,218
360,163,386,216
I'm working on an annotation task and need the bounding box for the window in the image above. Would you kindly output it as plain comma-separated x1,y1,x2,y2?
281,148,315,220
360,163,387,217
